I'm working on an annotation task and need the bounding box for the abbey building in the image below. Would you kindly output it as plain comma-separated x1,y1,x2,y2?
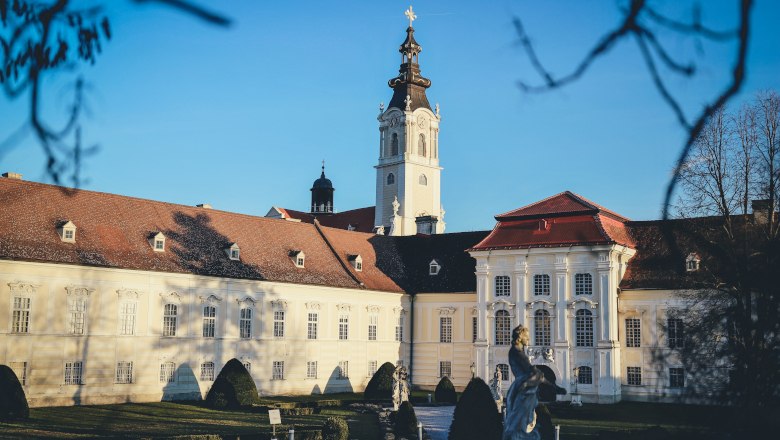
0,9,722,407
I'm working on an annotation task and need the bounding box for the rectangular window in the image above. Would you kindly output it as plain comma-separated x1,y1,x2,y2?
243,361,251,372
440,361,452,378
240,307,252,339
368,314,378,341
308,313,318,340
667,318,684,349
533,274,551,296
12,297,31,333
272,361,284,380
305,361,317,379
160,362,176,383
155,239,164,250
202,306,216,338
338,314,349,340
368,360,378,377
64,361,83,385
395,315,404,342
338,361,349,379
575,273,593,295
119,301,137,335
273,311,285,338
115,361,133,384
163,304,178,337
68,297,87,335
200,362,215,381
498,363,510,381
473,316,478,342
494,275,511,297
9,361,27,386
577,366,593,384
626,318,641,347
440,317,452,343
627,366,642,386
669,367,685,388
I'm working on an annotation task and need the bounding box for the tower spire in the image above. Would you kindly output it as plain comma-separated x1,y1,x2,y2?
387,6,431,112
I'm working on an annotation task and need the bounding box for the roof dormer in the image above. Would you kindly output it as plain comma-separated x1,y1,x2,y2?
150,232,166,252
348,254,363,272
227,243,240,261
429,259,441,275
290,250,305,268
685,253,700,272
58,221,77,243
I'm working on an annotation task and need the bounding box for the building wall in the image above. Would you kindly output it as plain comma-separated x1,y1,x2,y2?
0,260,409,407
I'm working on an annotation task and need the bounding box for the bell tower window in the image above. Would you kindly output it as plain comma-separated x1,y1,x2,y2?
419,174,427,186
391,133,399,156
387,173,395,185
418,134,426,156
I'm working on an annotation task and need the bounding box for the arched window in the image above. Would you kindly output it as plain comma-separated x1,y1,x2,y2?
419,174,428,186
495,310,511,345
387,173,395,185
575,309,594,347
533,274,551,295
497,363,510,381
534,309,551,347
391,133,399,156
418,133,426,156
577,366,593,384
575,273,592,295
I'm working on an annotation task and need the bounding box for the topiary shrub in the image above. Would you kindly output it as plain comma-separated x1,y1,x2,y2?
322,416,349,440
364,361,396,400
205,358,260,409
448,377,502,440
435,376,457,404
395,401,419,437
0,365,29,421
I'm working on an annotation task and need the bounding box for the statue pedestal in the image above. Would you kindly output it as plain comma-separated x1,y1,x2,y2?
570,393,582,406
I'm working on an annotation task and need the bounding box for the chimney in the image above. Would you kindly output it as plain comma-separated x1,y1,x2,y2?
752,199,772,225
2,172,22,180
196,203,212,209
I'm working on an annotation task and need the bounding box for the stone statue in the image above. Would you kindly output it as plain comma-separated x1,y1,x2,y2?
392,364,409,411
379,102,385,113
490,366,503,409
435,103,440,116
404,95,412,111
503,325,566,440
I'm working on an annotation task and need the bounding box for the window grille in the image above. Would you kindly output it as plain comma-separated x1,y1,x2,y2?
160,362,176,383
239,307,252,339
575,309,594,347
626,318,641,347
669,368,685,388
627,367,642,386
440,317,452,343
338,361,349,379
272,361,284,380
577,366,593,384
119,301,137,335
368,360,378,377
387,173,395,185
12,297,31,333
497,363,509,381
575,273,592,295
64,361,83,385
273,311,285,338
9,362,27,386
440,361,452,378
533,274,551,295
338,314,349,340
534,309,551,346
495,275,511,297
307,361,317,379
308,313,319,340
472,316,478,343
68,298,87,334
163,304,177,337
494,310,511,345
116,361,133,384
368,314,378,341
202,306,216,338
395,315,404,342
667,318,684,348
200,362,215,381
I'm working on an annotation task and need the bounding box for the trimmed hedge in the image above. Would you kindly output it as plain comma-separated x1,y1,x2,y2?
0,364,29,421
364,362,396,400
434,376,457,404
448,377,502,440
205,359,260,409
322,417,349,440
395,401,419,437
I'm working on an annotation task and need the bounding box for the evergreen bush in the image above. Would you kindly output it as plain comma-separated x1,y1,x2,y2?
395,401,419,437
434,376,457,404
448,377,502,440
0,365,29,421
322,416,349,440
363,361,396,400
204,358,260,409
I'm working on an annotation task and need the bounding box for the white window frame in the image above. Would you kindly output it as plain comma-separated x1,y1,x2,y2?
200,361,215,381
368,314,378,341
429,259,441,275
395,315,404,342
64,361,83,385
497,363,510,381
115,361,133,384
151,232,166,252
439,361,452,378
574,273,593,295
368,360,378,378
306,361,318,379
239,307,252,339
272,361,285,380
338,361,349,379
307,312,318,340
273,310,285,338
119,301,137,336
338,314,349,340
439,316,452,343
533,274,551,296
626,366,642,386
534,309,551,347
575,309,594,347
577,366,593,385
68,296,87,335
686,253,700,271
11,296,31,334
242,361,252,372
626,318,641,348
163,303,178,337
494,275,511,297
667,318,684,349
160,361,176,384
202,305,216,338
59,220,76,243
227,243,240,261
494,310,511,345
669,367,685,388
472,316,478,343
9,361,27,386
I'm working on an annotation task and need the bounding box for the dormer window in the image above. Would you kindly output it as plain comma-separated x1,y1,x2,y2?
150,232,166,252
58,221,77,243
348,255,363,272
290,250,305,268
429,259,441,275
686,253,700,272
227,243,240,261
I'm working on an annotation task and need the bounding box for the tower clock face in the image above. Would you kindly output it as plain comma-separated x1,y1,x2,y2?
417,116,427,128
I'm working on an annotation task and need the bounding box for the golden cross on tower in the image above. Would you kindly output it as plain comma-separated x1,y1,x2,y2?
404,5,416,27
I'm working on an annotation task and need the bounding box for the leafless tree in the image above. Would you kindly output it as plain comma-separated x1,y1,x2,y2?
0,0,229,188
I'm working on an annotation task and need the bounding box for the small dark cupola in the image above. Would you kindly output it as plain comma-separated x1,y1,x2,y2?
387,6,432,112
311,161,334,214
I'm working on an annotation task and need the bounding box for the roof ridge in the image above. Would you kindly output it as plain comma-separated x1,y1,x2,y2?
313,219,364,288
494,191,572,218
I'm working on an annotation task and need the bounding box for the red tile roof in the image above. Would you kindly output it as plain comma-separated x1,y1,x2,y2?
278,207,376,233
472,192,634,250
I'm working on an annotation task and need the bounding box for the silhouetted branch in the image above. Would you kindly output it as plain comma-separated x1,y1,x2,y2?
132,0,231,27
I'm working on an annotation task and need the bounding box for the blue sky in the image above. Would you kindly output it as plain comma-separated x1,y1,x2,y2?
1,0,779,232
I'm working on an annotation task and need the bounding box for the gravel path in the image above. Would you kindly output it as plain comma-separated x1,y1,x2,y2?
414,406,455,440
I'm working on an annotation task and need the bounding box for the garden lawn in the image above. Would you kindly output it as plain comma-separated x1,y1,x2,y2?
0,399,381,439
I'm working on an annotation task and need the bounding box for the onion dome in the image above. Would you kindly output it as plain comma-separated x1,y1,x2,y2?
310,162,334,214
387,7,432,112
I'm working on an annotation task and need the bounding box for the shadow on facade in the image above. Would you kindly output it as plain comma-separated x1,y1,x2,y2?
324,366,353,394
162,363,201,402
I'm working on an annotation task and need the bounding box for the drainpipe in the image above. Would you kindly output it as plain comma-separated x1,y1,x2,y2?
409,294,415,387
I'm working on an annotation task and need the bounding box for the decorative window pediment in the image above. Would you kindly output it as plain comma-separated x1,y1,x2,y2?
488,299,516,311
306,301,321,310
366,304,381,313
159,291,183,304
236,296,257,307
65,285,95,297
8,282,39,296
199,294,223,304
270,299,288,310
568,297,599,310
393,306,407,316
348,254,363,271
290,250,305,268
526,299,555,311
438,306,456,316
336,303,352,312
227,243,240,261
58,220,77,243
117,288,142,299
150,232,166,252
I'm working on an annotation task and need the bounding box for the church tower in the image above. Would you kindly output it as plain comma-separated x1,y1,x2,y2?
375,6,445,236
311,162,334,214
